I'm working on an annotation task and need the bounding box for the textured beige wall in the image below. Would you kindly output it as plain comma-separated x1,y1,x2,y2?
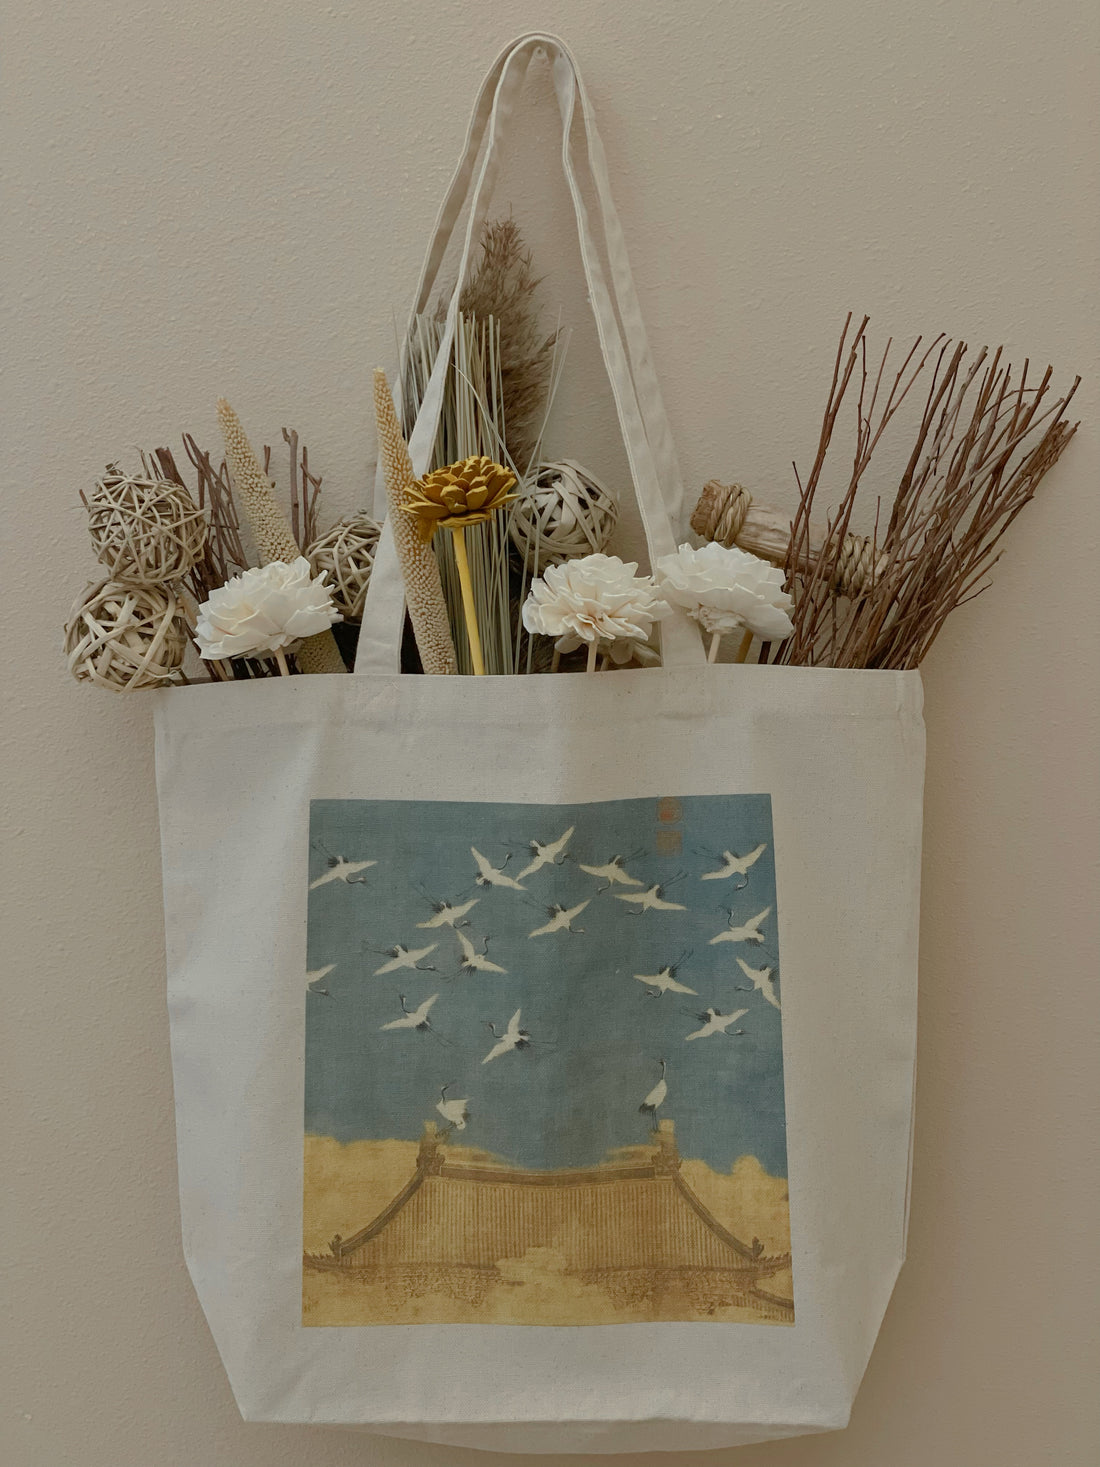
4,2,1098,1464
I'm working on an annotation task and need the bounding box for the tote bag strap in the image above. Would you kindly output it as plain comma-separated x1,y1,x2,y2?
356,33,704,673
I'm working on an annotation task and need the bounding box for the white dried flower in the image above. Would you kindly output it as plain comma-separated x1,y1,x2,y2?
655,541,794,640
522,553,670,653
195,557,340,661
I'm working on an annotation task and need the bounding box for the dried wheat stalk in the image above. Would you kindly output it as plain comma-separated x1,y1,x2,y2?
373,368,458,676
769,315,1080,669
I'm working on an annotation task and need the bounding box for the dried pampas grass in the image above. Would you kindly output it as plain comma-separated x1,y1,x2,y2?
435,217,559,475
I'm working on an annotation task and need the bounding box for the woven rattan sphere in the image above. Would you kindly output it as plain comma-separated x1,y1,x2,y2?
64,579,188,692
305,512,382,622
509,459,618,571
85,467,207,584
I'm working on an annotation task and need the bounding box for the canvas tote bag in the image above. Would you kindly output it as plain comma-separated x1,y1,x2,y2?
154,34,925,1456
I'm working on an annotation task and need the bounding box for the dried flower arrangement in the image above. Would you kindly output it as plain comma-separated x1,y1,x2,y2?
66,411,381,686
63,221,1079,692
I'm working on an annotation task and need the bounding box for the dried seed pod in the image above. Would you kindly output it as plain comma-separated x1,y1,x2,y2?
84,468,207,585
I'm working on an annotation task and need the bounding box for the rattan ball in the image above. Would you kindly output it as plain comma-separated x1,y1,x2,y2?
509,459,618,571
84,467,207,585
305,512,382,622
64,579,188,692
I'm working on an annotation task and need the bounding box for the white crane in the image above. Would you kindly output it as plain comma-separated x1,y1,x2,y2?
735,956,782,1010
306,964,335,998
379,993,439,1032
373,943,438,975
528,900,589,937
578,853,644,891
632,956,697,997
309,856,377,889
639,1059,668,1119
482,1008,531,1064
615,880,687,913
700,843,767,883
471,848,527,891
456,928,507,975
436,1084,470,1131
709,905,771,945
517,825,575,879
417,897,479,930
684,1006,748,1041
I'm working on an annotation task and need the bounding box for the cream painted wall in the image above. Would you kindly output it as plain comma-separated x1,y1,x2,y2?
4,2,1098,1464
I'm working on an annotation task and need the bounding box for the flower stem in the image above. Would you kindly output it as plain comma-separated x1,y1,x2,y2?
586,641,599,674
707,632,722,664
274,649,291,677
450,524,485,676
550,648,562,674
735,629,754,663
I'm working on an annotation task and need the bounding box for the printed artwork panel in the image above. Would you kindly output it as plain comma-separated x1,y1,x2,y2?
303,794,793,1326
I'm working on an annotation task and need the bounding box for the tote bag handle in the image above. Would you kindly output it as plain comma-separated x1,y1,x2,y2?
355,33,705,673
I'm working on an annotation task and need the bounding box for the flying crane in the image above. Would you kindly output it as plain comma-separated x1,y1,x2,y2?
379,993,440,1032
482,1008,531,1064
372,943,438,975
528,900,589,938
471,848,527,891
456,928,507,975
709,906,771,945
735,956,782,1010
700,843,767,884
517,825,575,879
684,1007,748,1041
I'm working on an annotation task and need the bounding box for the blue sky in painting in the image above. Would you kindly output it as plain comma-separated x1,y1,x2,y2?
304,794,788,1176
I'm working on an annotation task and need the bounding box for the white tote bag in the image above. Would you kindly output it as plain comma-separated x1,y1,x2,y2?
155,34,924,1455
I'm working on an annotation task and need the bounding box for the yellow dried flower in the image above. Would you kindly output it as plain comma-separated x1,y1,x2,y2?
404,456,518,541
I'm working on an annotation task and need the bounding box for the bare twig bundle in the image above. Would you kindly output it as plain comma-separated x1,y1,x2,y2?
144,438,248,606
771,315,1080,669
217,399,345,676
262,429,324,549
143,439,279,680
434,217,559,475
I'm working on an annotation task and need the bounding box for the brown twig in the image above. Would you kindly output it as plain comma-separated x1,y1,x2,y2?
775,318,1079,669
